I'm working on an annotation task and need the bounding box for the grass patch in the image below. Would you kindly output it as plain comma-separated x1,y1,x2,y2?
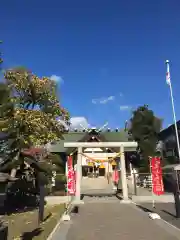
2,204,65,240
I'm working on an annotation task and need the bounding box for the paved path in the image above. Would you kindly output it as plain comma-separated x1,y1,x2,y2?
81,177,115,196
138,202,180,229
52,202,180,240
81,177,112,190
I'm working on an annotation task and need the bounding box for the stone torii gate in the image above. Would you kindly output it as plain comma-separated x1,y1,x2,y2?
64,141,137,203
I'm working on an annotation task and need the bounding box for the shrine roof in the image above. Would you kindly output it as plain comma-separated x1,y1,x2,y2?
49,129,132,153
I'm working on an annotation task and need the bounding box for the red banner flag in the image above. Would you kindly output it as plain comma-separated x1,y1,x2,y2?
112,169,119,184
151,157,164,195
67,156,76,195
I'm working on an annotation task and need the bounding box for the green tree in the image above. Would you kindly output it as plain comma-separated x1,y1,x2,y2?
44,153,65,173
43,153,66,193
0,67,70,177
129,105,162,172
0,83,15,156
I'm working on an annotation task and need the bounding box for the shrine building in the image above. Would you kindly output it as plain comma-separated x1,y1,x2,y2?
48,127,137,203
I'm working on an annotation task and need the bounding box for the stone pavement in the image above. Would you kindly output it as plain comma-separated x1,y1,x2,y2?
81,177,113,190
138,202,180,229
81,177,115,196
52,201,180,240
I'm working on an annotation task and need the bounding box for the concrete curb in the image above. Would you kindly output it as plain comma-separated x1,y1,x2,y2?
47,203,74,240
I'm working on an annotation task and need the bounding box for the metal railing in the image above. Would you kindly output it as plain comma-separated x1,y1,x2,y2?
127,172,176,197
126,173,152,196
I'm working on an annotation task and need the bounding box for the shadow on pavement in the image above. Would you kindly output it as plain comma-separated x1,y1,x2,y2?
21,228,42,240
137,203,180,229
136,205,154,213
81,193,116,198
162,210,176,218
115,194,123,200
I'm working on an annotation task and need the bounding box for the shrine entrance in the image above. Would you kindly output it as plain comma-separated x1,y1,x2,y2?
64,141,137,203
99,167,105,177
81,149,120,180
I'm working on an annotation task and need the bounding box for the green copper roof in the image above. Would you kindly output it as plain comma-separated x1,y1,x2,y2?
49,130,131,153
49,132,86,152
102,131,129,142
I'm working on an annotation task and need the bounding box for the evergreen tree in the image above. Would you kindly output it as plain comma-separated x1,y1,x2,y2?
129,105,162,172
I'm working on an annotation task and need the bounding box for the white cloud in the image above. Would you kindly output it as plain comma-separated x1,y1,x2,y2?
92,95,115,104
70,117,89,130
50,75,63,83
120,105,131,111
92,99,97,104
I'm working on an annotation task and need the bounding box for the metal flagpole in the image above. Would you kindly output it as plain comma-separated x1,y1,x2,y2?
166,60,180,161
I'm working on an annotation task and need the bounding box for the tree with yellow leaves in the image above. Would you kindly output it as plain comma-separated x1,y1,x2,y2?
0,67,69,177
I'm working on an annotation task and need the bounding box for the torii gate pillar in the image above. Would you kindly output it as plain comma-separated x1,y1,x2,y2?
120,145,129,201
74,147,84,204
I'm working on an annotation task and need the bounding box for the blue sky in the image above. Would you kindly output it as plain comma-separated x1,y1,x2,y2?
1,0,180,129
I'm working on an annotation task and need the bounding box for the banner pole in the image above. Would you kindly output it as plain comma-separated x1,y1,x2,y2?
150,157,155,208
107,160,110,184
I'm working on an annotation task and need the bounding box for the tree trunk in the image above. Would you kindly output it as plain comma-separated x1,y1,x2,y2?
10,151,20,177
